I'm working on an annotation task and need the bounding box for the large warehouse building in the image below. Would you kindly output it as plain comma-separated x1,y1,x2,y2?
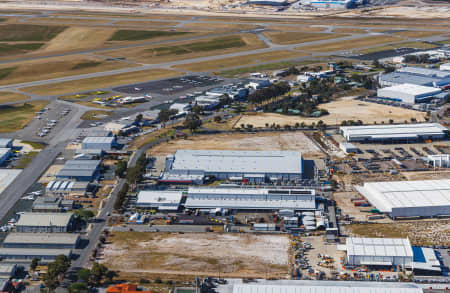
56,159,101,181
164,150,303,182
309,0,356,9
136,190,184,211
81,136,116,150
217,281,423,293
378,66,450,88
355,179,450,218
344,237,413,268
185,187,316,211
377,84,441,104
3,233,80,249
340,123,448,143
15,213,74,233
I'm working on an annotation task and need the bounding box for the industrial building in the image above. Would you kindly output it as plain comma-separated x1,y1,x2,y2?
440,62,450,71
3,233,80,249
413,246,442,275
216,281,423,293
46,180,90,196
15,213,74,233
339,142,359,154
425,154,450,167
344,237,413,268
0,264,17,278
309,0,356,9
82,136,116,150
339,123,448,143
355,179,450,218
0,169,21,194
0,138,13,148
378,67,450,88
377,84,441,104
247,0,289,5
0,248,72,261
0,148,11,166
32,197,74,212
56,159,101,181
136,190,184,211
185,187,315,211
165,150,303,182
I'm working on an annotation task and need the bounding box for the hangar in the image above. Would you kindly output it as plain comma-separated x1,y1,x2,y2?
185,187,316,211
3,233,80,249
340,123,448,143
165,150,303,182
377,84,441,104
344,237,413,268
136,190,184,211
0,169,21,194
16,213,74,233
56,160,101,181
355,179,450,218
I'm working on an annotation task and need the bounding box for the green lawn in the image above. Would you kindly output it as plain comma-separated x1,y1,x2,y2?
0,43,44,56
0,67,16,80
21,140,46,149
148,36,246,56
15,151,39,169
109,29,188,41
81,110,112,120
0,24,66,41
0,101,49,133
71,61,103,70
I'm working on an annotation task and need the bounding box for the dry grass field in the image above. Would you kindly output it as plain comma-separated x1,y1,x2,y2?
102,34,267,64
102,232,289,278
391,30,446,38
357,41,439,54
345,220,450,246
148,132,323,156
298,35,402,52
401,170,450,181
266,25,327,32
0,92,29,104
0,100,49,132
113,20,180,27
182,22,258,32
41,27,117,52
236,97,427,127
0,55,132,85
174,50,309,72
262,31,346,45
21,69,181,95
332,28,367,34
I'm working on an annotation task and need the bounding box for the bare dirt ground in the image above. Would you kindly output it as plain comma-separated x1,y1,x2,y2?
343,220,450,246
102,232,290,278
401,170,450,180
237,97,427,128
333,192,393,223
148,132,323,157
38,164,63,183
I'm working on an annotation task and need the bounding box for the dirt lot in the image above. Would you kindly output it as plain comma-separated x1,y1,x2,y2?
333,192,393,223
236,97,426,127
148,132,323,157
102,232,289,278
0,91,29,104
344,220,450,246
401,170,450,180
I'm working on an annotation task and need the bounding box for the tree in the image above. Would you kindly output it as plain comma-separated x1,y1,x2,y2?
77,268,91,283
213,116,222,123
30,258,39,271
135,114,143,124
192,102,202,115
43,255,71,292
70,282,88,293
115,160,127,178
158,109,178,126
389,119,394,124
89,262,109,287
74,209,95,222
184,113,202,134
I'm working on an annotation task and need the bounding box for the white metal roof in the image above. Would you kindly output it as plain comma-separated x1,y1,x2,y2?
82,136,115,144
136,190,183,205
0,138,12,148
346,237,413,258
171,150,302,175
231,284,422,293
397,66,450,78
378,83,441,96
340,123,447,141
356,179,450,213
0,148,10,158
188,187,315,196
0,248,71,257
0,169,21,194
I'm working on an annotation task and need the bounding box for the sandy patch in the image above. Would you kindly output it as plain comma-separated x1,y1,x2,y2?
237,97,427,128
103,232,289,277
149,131,322,156
38,164,64,184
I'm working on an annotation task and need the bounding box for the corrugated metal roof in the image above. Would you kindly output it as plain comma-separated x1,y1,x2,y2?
136,190,183,205
356,179,450,212
397,67,450,78
4,233,79,245
346,237,413,257
171,150,302,175
231,284,422,293
0,248,71,257
82,136,115,144
16,213,73,227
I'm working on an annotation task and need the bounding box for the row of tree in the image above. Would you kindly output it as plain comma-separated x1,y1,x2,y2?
70,262,116,293
41,255,72,292
248,82,290,104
